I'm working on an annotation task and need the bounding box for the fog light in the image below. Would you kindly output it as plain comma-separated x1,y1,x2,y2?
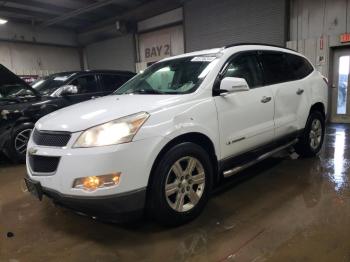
73,173,121,191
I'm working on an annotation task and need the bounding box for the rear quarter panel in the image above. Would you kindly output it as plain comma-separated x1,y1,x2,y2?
299,71,328,128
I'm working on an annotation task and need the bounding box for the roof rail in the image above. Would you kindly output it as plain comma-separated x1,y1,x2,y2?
224,43,296,52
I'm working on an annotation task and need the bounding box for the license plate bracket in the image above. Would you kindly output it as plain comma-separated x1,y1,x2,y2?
24,177,43,201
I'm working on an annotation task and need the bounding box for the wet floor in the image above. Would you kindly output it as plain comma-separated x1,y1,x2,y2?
1,124,350,261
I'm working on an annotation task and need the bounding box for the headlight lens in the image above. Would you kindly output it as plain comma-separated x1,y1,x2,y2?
73,112,149,148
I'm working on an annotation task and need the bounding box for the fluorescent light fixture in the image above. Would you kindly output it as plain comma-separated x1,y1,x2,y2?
0,18,8,25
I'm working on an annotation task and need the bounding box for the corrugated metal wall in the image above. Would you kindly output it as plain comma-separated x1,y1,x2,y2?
290,0,350,41
184,0,288,51
85,34,136,72
0,22,78,47
288,0,350,77
0,42,81,76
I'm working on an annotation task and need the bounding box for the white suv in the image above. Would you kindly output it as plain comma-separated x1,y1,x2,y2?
25,44,328,225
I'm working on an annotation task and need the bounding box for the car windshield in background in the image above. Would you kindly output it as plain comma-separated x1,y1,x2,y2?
115,55,218,95
31,73,76,95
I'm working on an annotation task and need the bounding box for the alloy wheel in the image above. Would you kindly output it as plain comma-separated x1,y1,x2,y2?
309,119,322,150
14,129,32,155
165,156,206,212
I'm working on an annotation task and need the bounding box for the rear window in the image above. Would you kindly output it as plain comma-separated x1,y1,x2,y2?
286,54,314,80
260,51,314,85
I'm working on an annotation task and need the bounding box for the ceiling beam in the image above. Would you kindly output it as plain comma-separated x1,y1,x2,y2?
0,5,96,27
27,0,95,10
40,0,129,27
0,6,53,21
79,0,182,34
1,0,74,14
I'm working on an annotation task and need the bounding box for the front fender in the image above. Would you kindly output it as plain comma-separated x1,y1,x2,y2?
135,97,221,159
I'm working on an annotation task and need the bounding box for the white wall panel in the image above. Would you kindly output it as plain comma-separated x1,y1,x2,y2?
0,42,81,75
0,22,78,47
138,8,183,32
138,25,184,63
290,0,350,41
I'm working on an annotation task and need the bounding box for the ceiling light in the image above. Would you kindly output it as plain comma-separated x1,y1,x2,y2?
0,18,8,25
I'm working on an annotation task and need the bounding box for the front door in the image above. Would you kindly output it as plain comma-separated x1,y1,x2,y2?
331,49,350,123
214,52,275,159
63,74,101,105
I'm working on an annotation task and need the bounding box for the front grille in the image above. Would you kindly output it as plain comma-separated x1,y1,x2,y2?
32,129,71,147
29,155,60,174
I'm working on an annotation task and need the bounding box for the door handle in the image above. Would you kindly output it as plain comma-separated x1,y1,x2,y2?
296,89,304,95
261,96,272,103
91,96,100,99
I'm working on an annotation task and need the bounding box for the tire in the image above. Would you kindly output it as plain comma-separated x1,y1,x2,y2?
7,123,34,163
295,111,325,157
147,142,213,226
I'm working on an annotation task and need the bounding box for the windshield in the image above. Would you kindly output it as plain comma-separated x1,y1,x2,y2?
115,55,218,95
31,73,76,95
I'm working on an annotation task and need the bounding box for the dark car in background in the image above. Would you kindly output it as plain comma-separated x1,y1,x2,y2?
0,65,135,162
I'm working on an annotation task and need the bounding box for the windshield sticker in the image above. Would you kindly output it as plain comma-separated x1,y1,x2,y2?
53,73,76,81
54,76,69,81
191,56,217,62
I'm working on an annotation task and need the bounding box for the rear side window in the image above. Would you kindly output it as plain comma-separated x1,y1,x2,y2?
100,74,128,92
223,53,263,88
260,52,292,85
286,54,314,80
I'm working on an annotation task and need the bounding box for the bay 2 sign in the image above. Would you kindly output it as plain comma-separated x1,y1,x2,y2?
140,33,171,63
145,44,170,60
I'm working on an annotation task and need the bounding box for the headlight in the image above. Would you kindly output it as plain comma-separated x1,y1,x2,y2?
73,112,149,148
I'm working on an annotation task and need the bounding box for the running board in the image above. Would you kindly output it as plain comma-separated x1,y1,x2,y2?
223,139,298,178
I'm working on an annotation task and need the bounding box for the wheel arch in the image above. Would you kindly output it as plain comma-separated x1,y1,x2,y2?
310,102,326,119
148,132,219,190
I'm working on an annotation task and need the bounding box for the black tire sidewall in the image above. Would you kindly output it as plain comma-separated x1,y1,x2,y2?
148,142,213,226
299,111,325,156
8,123,34,163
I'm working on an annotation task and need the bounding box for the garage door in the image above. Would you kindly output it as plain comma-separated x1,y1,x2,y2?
184,0,288,51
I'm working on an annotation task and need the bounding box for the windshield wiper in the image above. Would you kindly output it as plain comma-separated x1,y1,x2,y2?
130,89,165,95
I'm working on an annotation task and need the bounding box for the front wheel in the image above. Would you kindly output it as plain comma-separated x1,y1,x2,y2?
295,111,325,157
7,123,34,163
147,142,213,226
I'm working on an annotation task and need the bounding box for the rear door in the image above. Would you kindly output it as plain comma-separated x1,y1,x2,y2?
259,51,310,139
214,51,275,159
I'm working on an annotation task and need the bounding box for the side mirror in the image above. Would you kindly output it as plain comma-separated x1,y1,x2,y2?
219,77,250,95
51,85,78,97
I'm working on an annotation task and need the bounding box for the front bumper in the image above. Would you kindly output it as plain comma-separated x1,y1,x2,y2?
26,135,166,196
25,176,146,221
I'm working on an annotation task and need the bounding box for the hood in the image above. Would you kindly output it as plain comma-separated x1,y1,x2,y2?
37,94,184,132
0,64,39,96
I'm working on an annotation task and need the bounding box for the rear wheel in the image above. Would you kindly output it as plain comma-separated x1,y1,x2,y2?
7,123,34,163
147,142,213,226
295,111,325,157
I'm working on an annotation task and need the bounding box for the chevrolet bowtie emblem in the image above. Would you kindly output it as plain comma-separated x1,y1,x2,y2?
28,147,38,155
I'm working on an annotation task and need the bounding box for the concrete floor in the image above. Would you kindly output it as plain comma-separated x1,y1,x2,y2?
1,124,350,261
